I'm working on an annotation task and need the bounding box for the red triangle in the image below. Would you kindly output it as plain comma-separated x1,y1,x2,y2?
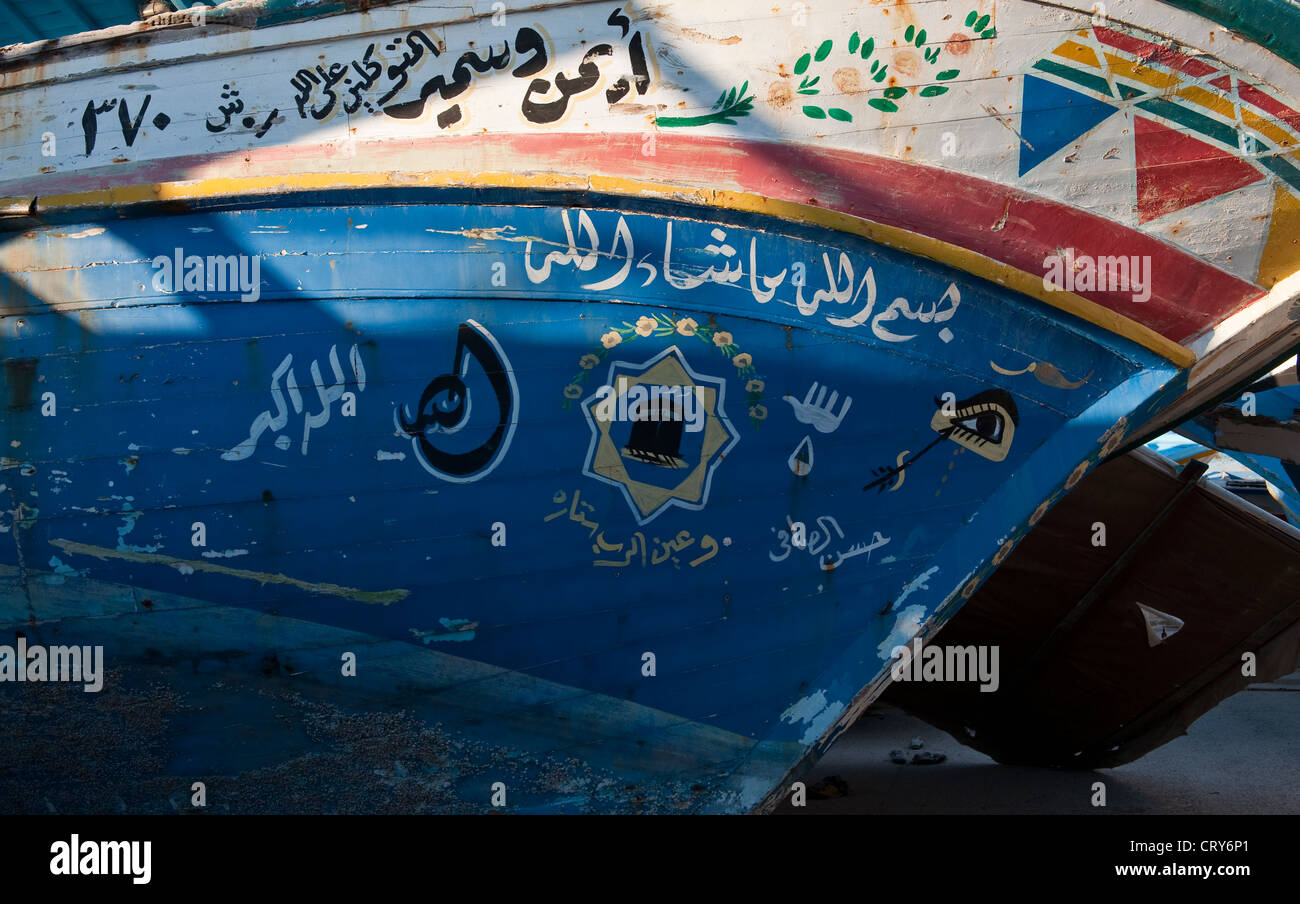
1135,117,1265,224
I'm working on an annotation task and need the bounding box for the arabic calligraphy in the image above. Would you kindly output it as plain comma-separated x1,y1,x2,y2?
80,95,170,156
292,7,651,128
768,515,891,572
223,343,367,462
205,83,280,138
526,210,961,343
75,8,652,158
546,489,720,569
397,319,518,483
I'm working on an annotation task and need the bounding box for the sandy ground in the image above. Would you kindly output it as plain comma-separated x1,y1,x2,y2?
3,654,1293,815
775,672,1300,815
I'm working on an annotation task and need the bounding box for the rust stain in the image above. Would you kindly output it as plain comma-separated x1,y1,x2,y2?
892,50,921,78
677,26,741,45
768,80,793,109
832,67,862,95
946,34,972,56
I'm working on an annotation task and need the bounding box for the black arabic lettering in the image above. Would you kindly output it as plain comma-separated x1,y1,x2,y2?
252,108,281,139
290,68,321,119
512,26,549,78
384,42,511,124
398,320,518,481
118,95,153,147
205,85,244,133
344,44,382,114
81,95,168,155
311,63,348,121
376,29,441,107
521,43,612,124
81,99,116,156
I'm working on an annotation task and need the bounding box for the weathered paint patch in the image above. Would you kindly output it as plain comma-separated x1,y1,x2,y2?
878,604,928,659
50,540,410,605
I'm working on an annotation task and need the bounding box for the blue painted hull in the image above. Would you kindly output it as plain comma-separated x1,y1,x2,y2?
1,197,1185,812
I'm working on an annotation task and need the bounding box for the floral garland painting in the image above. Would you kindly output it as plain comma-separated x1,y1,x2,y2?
561,313,767,428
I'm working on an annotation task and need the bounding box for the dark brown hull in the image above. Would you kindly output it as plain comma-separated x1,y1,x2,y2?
886,447,1300,769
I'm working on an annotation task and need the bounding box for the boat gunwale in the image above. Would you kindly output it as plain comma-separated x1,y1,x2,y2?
0,171,1198,369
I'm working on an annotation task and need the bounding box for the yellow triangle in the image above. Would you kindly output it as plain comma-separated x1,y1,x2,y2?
1257,184,1300,289
1053,39,1101,69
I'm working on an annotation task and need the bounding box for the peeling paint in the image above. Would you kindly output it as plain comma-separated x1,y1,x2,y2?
878,604,927,659
51,539,410,605
410,618,478,643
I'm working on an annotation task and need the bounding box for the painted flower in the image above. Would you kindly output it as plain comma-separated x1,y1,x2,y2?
1065,459,1090,490
1098,417,1128,459
713,331,734,348
635,316,657,337
733,353,753,369
563,384,583,399
746,379,765,393
600,331,622,349
676,317,699,337
992,539,1016,566
1028,499,1052,527
578,354,600,370
749,404,768,420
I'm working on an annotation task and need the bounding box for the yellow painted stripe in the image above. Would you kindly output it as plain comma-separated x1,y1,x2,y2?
1,171,1196,367
1177,85,1238,122
1242,108,1299,150
1104,53,1183,92
1052,39,1101,69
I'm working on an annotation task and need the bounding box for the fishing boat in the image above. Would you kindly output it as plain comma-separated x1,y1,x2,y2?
3,0,1300,813
1172,355,1300,522
1147,430,1297,523
884,443,1300,769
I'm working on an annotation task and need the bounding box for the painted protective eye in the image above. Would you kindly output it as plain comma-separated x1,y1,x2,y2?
930,389,1019,462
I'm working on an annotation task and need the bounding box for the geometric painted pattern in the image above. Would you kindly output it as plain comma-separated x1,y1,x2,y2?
1133,116,1266,223
1020,24,1300,288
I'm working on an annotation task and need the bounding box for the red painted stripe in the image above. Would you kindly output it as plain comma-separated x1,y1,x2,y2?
1236,81,1300,131
1094,25,1219,78
7,132,1263,343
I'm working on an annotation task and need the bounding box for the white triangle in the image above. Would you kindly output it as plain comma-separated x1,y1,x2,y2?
1142,177,1276,281
1017,109,1139,228
1137,602,1185,647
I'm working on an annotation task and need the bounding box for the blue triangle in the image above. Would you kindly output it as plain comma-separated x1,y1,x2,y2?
1018,74,1118,176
